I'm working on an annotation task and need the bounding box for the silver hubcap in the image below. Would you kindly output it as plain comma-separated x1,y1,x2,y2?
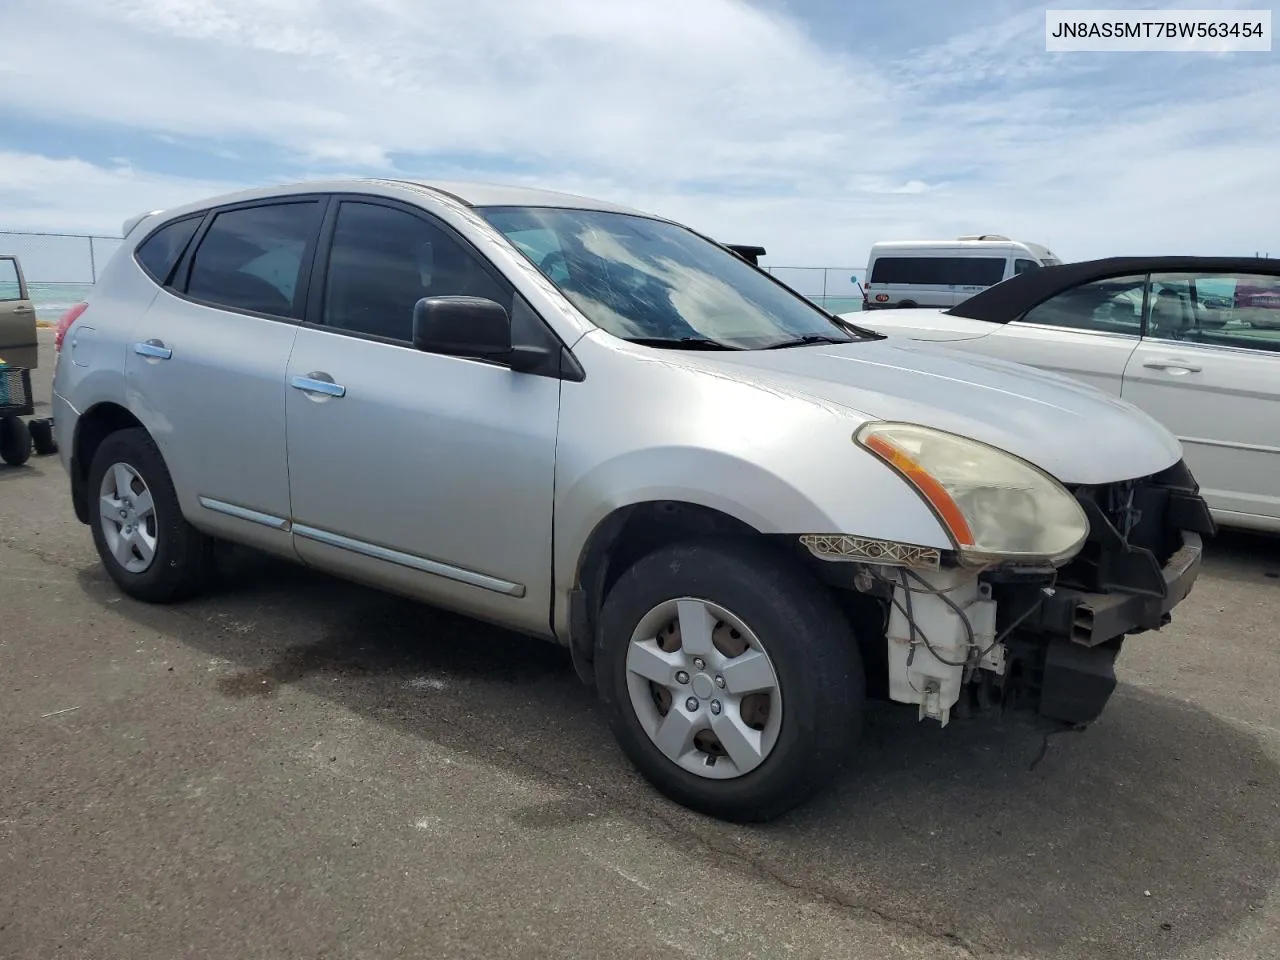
625,598,783,780
98,462,158,574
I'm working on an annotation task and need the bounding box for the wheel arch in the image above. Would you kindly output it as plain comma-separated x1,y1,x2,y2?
69,402,147,523
563,499,792,685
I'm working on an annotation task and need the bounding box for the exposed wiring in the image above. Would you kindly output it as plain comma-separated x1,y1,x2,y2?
899,567,918,667
1029,721,1089,771
976,578,1057,662
906,569,976,649
893,568,972,668
871,565,1057,670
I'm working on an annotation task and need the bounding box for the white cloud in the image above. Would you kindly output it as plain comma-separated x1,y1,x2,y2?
1,0,1277,267
0,151,242,234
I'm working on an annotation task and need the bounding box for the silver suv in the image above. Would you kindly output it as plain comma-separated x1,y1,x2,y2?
50,180,1213,821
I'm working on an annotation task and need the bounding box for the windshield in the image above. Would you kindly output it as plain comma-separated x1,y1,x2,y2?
477,206,878,349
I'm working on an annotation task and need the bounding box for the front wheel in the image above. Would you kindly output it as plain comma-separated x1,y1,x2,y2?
595,539,864,822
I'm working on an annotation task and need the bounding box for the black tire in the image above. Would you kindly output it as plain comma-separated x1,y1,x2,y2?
595,538,864,822
29,418,57,456
87,427,214,603
896,300,918,309
0,416,32,466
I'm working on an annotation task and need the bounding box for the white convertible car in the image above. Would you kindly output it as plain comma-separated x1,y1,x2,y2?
844,257,1280,533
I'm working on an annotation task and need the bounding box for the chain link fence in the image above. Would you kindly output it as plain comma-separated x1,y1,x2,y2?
0,230,122,284
0,230,123,321
0,228,864,320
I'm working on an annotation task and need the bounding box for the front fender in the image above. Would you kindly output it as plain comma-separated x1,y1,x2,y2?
549,334,957,640
552,443,952,602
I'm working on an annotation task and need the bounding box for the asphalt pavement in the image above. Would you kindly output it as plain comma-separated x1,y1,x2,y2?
2,329,1279,959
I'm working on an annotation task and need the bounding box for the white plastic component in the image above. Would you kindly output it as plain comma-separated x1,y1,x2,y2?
884,566,998,726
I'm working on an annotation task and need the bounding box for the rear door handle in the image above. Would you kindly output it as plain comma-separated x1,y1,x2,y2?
1143,358,1201,373
13,304,33,313
290,373,346,398
134,339,172,360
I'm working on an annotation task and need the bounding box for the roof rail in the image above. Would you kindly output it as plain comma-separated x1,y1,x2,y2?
956,234,1011,241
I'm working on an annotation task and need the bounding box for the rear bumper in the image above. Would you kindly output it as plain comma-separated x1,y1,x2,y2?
51,391,77,476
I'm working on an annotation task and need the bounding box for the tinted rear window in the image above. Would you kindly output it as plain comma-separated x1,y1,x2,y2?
869,256,1006,286
136,215,203,285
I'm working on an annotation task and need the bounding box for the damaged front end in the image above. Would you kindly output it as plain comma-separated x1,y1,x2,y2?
804,459,1215,728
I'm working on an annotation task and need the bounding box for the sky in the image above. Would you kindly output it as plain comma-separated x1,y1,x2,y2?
1,0,1277,284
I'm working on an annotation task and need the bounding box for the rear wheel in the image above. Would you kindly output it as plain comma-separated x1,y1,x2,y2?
595,539,864,822
87,428,214,603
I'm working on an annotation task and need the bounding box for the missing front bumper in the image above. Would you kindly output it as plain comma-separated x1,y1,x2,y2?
1041,531,1203,647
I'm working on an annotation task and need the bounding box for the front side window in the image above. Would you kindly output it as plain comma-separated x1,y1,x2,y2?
322,201,510,342
1019,274,1148,334
136,215,202,285
185,201,323,318
1146,272,1280,354
1014,258,1040,276
0,258,20,301
480,206,871,349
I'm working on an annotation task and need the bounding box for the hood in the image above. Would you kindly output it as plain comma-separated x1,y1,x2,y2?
842,309,998,342
671,337,1181,486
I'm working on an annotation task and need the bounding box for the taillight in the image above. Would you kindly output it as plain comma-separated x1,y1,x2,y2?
54,302,88,352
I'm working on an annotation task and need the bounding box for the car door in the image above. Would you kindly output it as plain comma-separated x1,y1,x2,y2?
1121,270,1280,525
127,197,325,556
283,196,561,635
0,255,37,370
955,273,1149,395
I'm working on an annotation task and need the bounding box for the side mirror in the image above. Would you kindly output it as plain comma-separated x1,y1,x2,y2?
412,296,512,358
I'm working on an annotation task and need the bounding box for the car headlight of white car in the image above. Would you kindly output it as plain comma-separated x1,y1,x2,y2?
854,421,1089,567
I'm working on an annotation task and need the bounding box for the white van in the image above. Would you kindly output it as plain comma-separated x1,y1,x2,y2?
862,236,1062,310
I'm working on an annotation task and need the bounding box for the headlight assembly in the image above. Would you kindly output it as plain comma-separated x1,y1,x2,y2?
854,421,1089,566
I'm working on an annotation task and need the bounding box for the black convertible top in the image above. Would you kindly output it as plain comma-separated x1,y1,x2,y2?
947,255,1280,323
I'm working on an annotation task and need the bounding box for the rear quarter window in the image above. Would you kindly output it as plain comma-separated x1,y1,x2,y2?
135,215,203,285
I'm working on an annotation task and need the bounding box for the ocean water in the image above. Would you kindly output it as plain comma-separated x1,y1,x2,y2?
22,282,861,322
27,282,95,322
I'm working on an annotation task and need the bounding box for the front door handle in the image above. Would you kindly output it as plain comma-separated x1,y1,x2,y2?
13,304,33,313
1143,358,1201,373
134,339,172,360
290,373,346,398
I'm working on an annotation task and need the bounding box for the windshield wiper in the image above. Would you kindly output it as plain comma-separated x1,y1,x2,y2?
763,334,854,349
831,316,886,340
623,337,741,351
